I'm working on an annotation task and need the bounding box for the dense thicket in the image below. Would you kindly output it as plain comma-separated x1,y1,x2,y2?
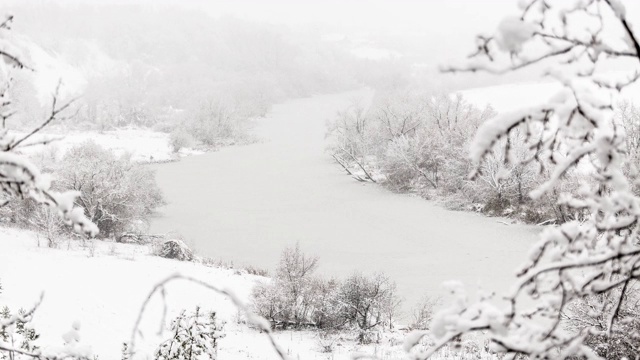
328,89,632,224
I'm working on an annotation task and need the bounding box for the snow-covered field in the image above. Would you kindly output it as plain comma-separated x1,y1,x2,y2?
0,227,493,360
0,227,263,359
18,128,204,164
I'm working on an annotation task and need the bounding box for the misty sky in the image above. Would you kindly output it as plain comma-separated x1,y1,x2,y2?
200,0,518,63
8,0,640,91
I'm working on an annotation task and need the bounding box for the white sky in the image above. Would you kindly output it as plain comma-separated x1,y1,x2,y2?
11,0,640,89
197,0,519,62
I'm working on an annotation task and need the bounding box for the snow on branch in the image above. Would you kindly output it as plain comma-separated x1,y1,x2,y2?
0,16,97,238
413,0,640,358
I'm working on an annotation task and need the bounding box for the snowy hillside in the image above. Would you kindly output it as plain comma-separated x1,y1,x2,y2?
0,227,262,359
0,227,490,360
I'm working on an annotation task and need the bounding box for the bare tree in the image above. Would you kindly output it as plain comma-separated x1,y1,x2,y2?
410,295,440,331
327,103,379,182
337,272,400,331
252,243,320,328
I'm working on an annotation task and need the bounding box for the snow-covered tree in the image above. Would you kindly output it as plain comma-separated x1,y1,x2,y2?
410,295,439,331
404,1,640,358
55,140,164,240
0,14,98,360
252,243,320,328
0,16,97,238
337,272,400,332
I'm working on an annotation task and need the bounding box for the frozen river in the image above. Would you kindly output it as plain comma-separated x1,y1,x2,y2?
150,89,539,306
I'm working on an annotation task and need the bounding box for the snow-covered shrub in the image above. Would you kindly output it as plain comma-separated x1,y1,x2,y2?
315,330,338,353
356,329,380,345
0,198,65,247
0,306,40,359
243,265,269,277
185,100,246,147
252,243,319,328
160,239,194,261
383,133,442,192
55,140,165,240
328,89,588,223
308,278,343,329
155,307,225,360
326,104,380,183
169,128,194,153
252,245,402,332
564,288,640,359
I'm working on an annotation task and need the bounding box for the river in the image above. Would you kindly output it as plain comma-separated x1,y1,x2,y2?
150,89,539,307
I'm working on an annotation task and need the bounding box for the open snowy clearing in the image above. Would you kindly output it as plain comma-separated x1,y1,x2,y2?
17,129,201,164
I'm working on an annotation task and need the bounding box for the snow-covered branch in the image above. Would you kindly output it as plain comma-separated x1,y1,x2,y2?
414,0,640,358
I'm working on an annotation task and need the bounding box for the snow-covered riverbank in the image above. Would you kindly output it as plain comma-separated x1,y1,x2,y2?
18,128,203,164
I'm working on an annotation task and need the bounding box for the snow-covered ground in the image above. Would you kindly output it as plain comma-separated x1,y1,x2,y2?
19,128,203,164
0,85,577,359
0,227,262,359
0,227,492,360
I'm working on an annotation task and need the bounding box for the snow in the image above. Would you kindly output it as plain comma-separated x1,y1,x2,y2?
608,0,627,18
22,129,184,164
0,88,587,359
350,46,402,60
495,17,536,53
468,106,544,171
0,227,492,359
150,89,539,313
461,81,564,113
0,227,265,359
